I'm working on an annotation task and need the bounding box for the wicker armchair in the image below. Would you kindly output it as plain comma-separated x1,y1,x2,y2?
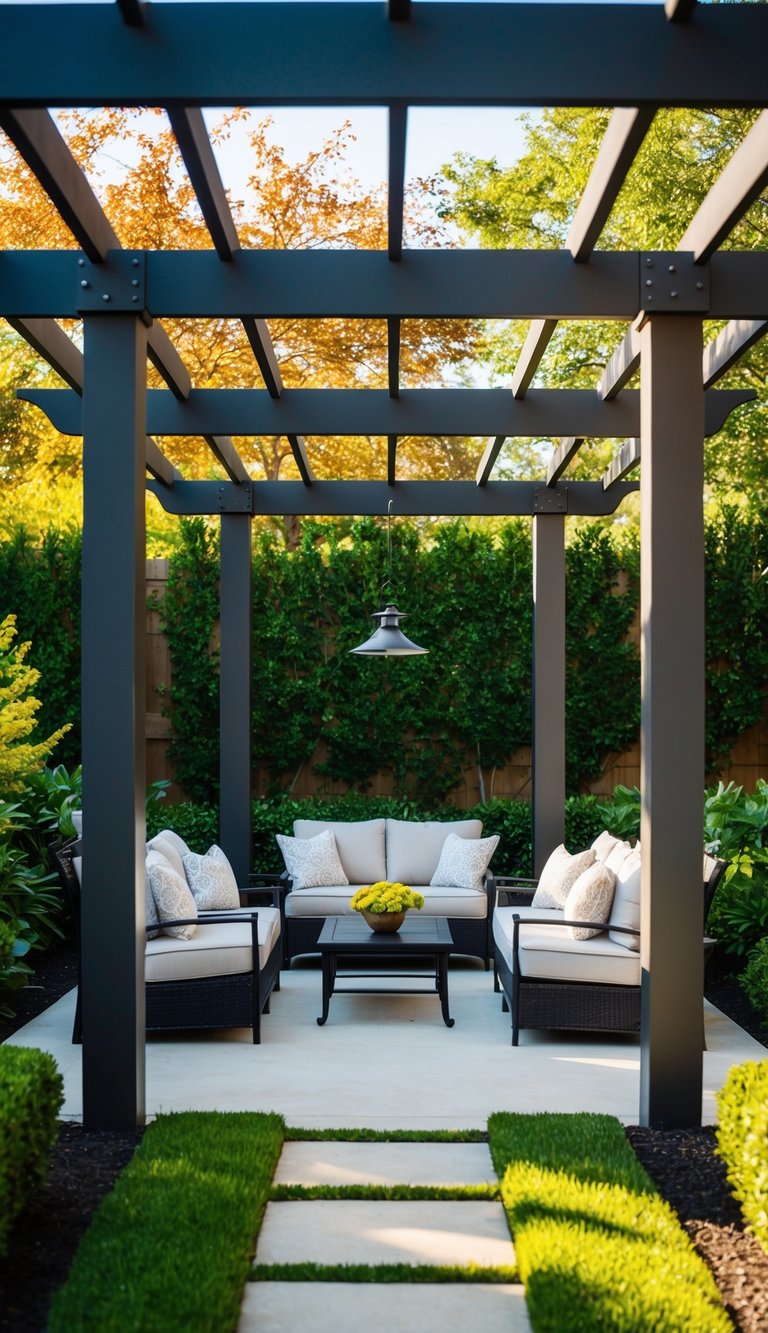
50,838,282,1045
493,853,726,1045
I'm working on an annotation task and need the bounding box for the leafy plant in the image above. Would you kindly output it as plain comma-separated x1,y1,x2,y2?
0,615,70,792
717,1060,768,1256
704,780,768,960
742,939,768,1026
0,801,64,956
0,918,32,1019
597,783,641,841
0,1045,63,1256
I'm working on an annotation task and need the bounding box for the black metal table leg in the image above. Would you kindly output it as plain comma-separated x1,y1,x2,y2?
436,954,454,1028
317,949,334,1025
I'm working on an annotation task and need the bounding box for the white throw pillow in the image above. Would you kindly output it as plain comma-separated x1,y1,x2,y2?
430,832,499,892
145,869,160,939
564,862,617,940
591,830,621,863
608,849,642,951
531,844,596,910
604,839,634,874
147,833,186,883
182,845,240,911
277,828,349,891
146,849,197,940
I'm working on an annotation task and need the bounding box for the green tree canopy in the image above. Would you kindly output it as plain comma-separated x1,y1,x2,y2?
442,108,768,499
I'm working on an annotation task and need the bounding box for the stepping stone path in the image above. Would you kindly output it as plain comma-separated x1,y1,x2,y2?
239,1140,531,1332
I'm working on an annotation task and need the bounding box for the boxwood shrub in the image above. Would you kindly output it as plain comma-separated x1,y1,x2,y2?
0,1045,63,1256
716,1059,768,1255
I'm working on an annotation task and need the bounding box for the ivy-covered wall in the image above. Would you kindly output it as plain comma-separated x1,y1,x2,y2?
2,509,767,808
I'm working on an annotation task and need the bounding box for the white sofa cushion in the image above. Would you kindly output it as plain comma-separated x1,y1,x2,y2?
564,862,616,940
278,828,349,891
284,883,488,920
145,908,281,983
146,849,197,940
531,844,595,910
493,907,641,987
294,818,386,884
608,849,642,950
385,818,482,885
430,831,498,892
182,846,241,911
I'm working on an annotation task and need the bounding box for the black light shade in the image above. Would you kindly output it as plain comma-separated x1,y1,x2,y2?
349,603,428,656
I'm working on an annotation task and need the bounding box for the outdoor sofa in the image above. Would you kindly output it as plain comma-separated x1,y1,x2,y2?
493,832,727,1044
51,828,282,1044
276,817,499,966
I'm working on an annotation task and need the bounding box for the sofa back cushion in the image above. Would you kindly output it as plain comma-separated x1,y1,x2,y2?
293,818,386,885
385,818,482,885
608,849,642,950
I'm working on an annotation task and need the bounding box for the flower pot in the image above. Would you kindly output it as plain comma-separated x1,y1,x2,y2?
361,909,406,933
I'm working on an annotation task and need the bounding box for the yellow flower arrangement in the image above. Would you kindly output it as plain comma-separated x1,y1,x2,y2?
350,882,425,914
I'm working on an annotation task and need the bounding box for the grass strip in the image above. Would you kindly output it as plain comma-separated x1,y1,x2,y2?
251,1261,518,1283
285,1125,487,1142
489,1111,730,1333
271,1182,500,1201
48,1110,284,1333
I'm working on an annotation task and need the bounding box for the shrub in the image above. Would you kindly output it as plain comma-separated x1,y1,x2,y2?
0,1045,63,1256
741,939,768,1026
0,918,32,1019
716,1060,768,1255
704,780,768,961
0,615,70,793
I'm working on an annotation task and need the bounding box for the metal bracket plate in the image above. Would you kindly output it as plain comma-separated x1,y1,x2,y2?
534,485,567,513
640,253,710,314
75,250,151,322
218,483,253,513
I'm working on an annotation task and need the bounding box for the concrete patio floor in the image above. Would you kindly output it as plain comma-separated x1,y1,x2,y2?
5,958,765,1128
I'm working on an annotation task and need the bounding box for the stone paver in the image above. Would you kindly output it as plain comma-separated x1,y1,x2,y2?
240,1282,531,1332
273,1140,497,1186
254,1199,515,1268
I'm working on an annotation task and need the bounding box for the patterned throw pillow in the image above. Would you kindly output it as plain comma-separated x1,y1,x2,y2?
146,868,160,939
563,862,616,940
531,844,596,910
276,829,349,891
182,846,240,911
430,832,500,891
146,849,197,939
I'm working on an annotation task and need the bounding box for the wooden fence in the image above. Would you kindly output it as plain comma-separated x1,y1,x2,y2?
144,559,768,806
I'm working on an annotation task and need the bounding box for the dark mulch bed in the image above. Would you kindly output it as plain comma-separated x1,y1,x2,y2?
1,944,767,1330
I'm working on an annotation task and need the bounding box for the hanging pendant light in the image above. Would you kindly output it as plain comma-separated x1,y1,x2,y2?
350,502,428,657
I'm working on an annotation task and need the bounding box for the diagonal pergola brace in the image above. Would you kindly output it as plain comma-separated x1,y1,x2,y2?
510,320,557,398
547,437,584,486
203,435,250,484
567,107,656,263
679,109,768,264
145,436,181,486
166,107,240,261
286,434,314,486
476,436,507,486
703,318,768,388
602,437,640,489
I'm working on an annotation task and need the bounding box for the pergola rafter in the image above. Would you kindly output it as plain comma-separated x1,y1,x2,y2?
2,0,767,1136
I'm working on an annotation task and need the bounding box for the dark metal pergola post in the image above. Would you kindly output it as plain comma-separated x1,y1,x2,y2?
532,512,566,872
219,512,253,885
638,313,705,1129
81,314,147,1130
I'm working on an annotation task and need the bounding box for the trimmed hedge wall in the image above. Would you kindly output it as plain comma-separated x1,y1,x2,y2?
0,1045,63,1256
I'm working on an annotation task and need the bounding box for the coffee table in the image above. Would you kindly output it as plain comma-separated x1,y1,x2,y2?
316,914,455,1028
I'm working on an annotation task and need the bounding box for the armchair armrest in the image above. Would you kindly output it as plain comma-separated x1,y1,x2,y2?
242,879,283,909
510,911,639,942
496,880,537,907
147,909,260,935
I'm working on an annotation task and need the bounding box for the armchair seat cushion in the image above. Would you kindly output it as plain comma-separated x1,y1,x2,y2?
284,884,489,920
493,907,641,987
145,908,281,984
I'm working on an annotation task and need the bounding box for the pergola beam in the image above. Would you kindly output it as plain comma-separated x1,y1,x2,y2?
116,0,145,25
22,385,752,441
202,434,250,484
547,437,583,486
703,318,768,388
476,436,506,487
567,107,655,262
599,319,641,400
665,0,696,22
4,4,768,107
388,104,407,262
286,434,314,486
388,318,401,398
166,106,239,261
387,436,398,486
602,437,640,489
511,320,557,398
679,110,768,264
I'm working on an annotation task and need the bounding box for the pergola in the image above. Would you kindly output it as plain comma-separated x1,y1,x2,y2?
2,0,767,1131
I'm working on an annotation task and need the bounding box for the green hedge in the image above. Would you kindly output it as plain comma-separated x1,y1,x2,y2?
716,1060,768,1255
489,1111,729,1332
0,1045,63,1256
